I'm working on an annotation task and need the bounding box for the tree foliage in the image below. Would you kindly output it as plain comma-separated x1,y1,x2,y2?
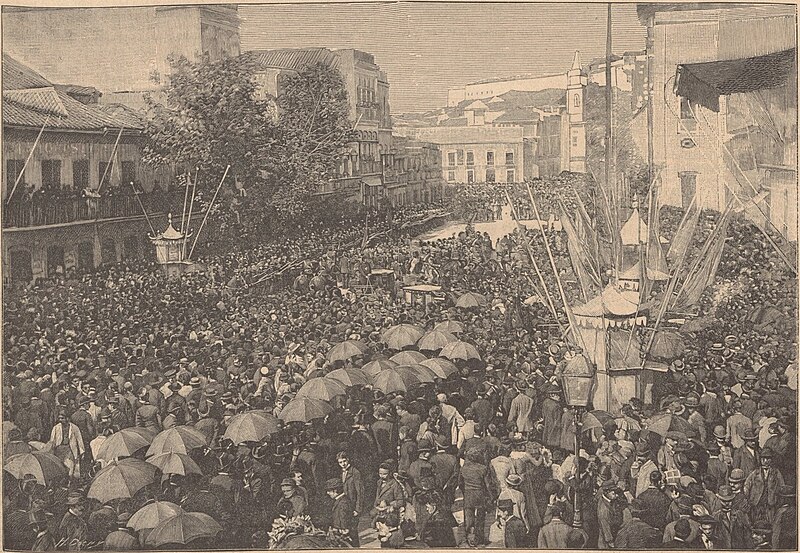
142,53,280,192
271,62,355,218
141,55,356,248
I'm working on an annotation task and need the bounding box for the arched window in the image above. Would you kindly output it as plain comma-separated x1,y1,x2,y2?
574,94,581,108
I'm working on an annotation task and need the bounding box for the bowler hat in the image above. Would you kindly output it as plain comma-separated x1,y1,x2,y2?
66,492,85,506
741,427,759,441
717,485,736,501
505,474,524,487
729,469,746,483
712,425,726,440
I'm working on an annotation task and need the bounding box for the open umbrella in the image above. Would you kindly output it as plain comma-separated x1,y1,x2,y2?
326,340,368,363
417,330,458,352
147,426,208,457
145,511,222,547
643,413,696,438
223,411,280,444
440,341,482,361
361,359,397,378
297,377,347,402
88,458,156,503
390,351,427,365
128,501,184,532
419,357,459,379
582,410,617,434
4,451,67,486
325,368,370,387
373,367,429,394
456,292,487,309
394,364,437,382
434,320,464,334
381,324,424,350
147,452,203,479
649,331,685,359
95,428,153,462
279,397,333,424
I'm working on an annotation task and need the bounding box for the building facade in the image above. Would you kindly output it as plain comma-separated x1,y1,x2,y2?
402,126,525,185
403,52,589,182
641,2,797,241
2,56,178,283
3,5,241,109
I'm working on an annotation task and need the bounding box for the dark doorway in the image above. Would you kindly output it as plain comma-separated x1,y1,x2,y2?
46,245,65,277
8,249,32,282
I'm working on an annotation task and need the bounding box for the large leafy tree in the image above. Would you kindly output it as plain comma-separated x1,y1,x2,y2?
273,62,355,218
142,55,356,248
143,53,280,193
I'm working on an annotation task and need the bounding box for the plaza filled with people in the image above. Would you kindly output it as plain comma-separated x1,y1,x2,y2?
2,178,797,550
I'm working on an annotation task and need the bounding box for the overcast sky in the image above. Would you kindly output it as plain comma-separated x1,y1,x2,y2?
240,2,647,113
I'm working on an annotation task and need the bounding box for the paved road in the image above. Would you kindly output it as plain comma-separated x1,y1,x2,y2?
418,205,549,246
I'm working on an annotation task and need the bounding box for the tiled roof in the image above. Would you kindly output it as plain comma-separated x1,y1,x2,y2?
3,54,52,90
250,48,340,71
4,88,68,117
4,87,142,131
2,55,142,132
492,107,541,124
439,116,468,127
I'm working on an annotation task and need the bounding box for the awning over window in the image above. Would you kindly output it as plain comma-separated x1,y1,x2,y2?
675,48,796,112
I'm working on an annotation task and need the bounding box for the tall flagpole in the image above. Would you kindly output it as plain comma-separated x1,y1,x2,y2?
526,183,588,352
188,165,230,259
6,116,49,205
504,190,562,326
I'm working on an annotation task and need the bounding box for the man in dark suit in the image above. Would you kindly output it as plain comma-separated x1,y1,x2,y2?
732,427,759,479
430,438,459,507
371,462,405,520
70,397,96,477
615,498,662,549
419,492,456,548
326,478,355,545
337,451,364,546
537,502,573,549
497,498,528,548
707,443,729,488
637,470,672,530
460,448,492,546
59,493,88,550
744,447,784,523
771,485,797,550
714,484,754,549
664,519,697,549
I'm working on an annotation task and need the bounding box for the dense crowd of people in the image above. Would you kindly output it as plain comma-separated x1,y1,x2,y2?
2,178,797,550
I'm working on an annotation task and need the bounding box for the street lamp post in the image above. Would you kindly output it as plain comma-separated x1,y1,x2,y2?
561,353,594,530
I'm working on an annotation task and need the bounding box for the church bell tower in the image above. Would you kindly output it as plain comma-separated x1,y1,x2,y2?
566,51,587,173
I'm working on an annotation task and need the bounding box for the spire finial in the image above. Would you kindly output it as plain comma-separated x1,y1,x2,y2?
571,51,582,71
168,212,173,227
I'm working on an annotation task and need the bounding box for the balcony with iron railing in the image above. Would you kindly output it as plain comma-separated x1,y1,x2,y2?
3,188,184,229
